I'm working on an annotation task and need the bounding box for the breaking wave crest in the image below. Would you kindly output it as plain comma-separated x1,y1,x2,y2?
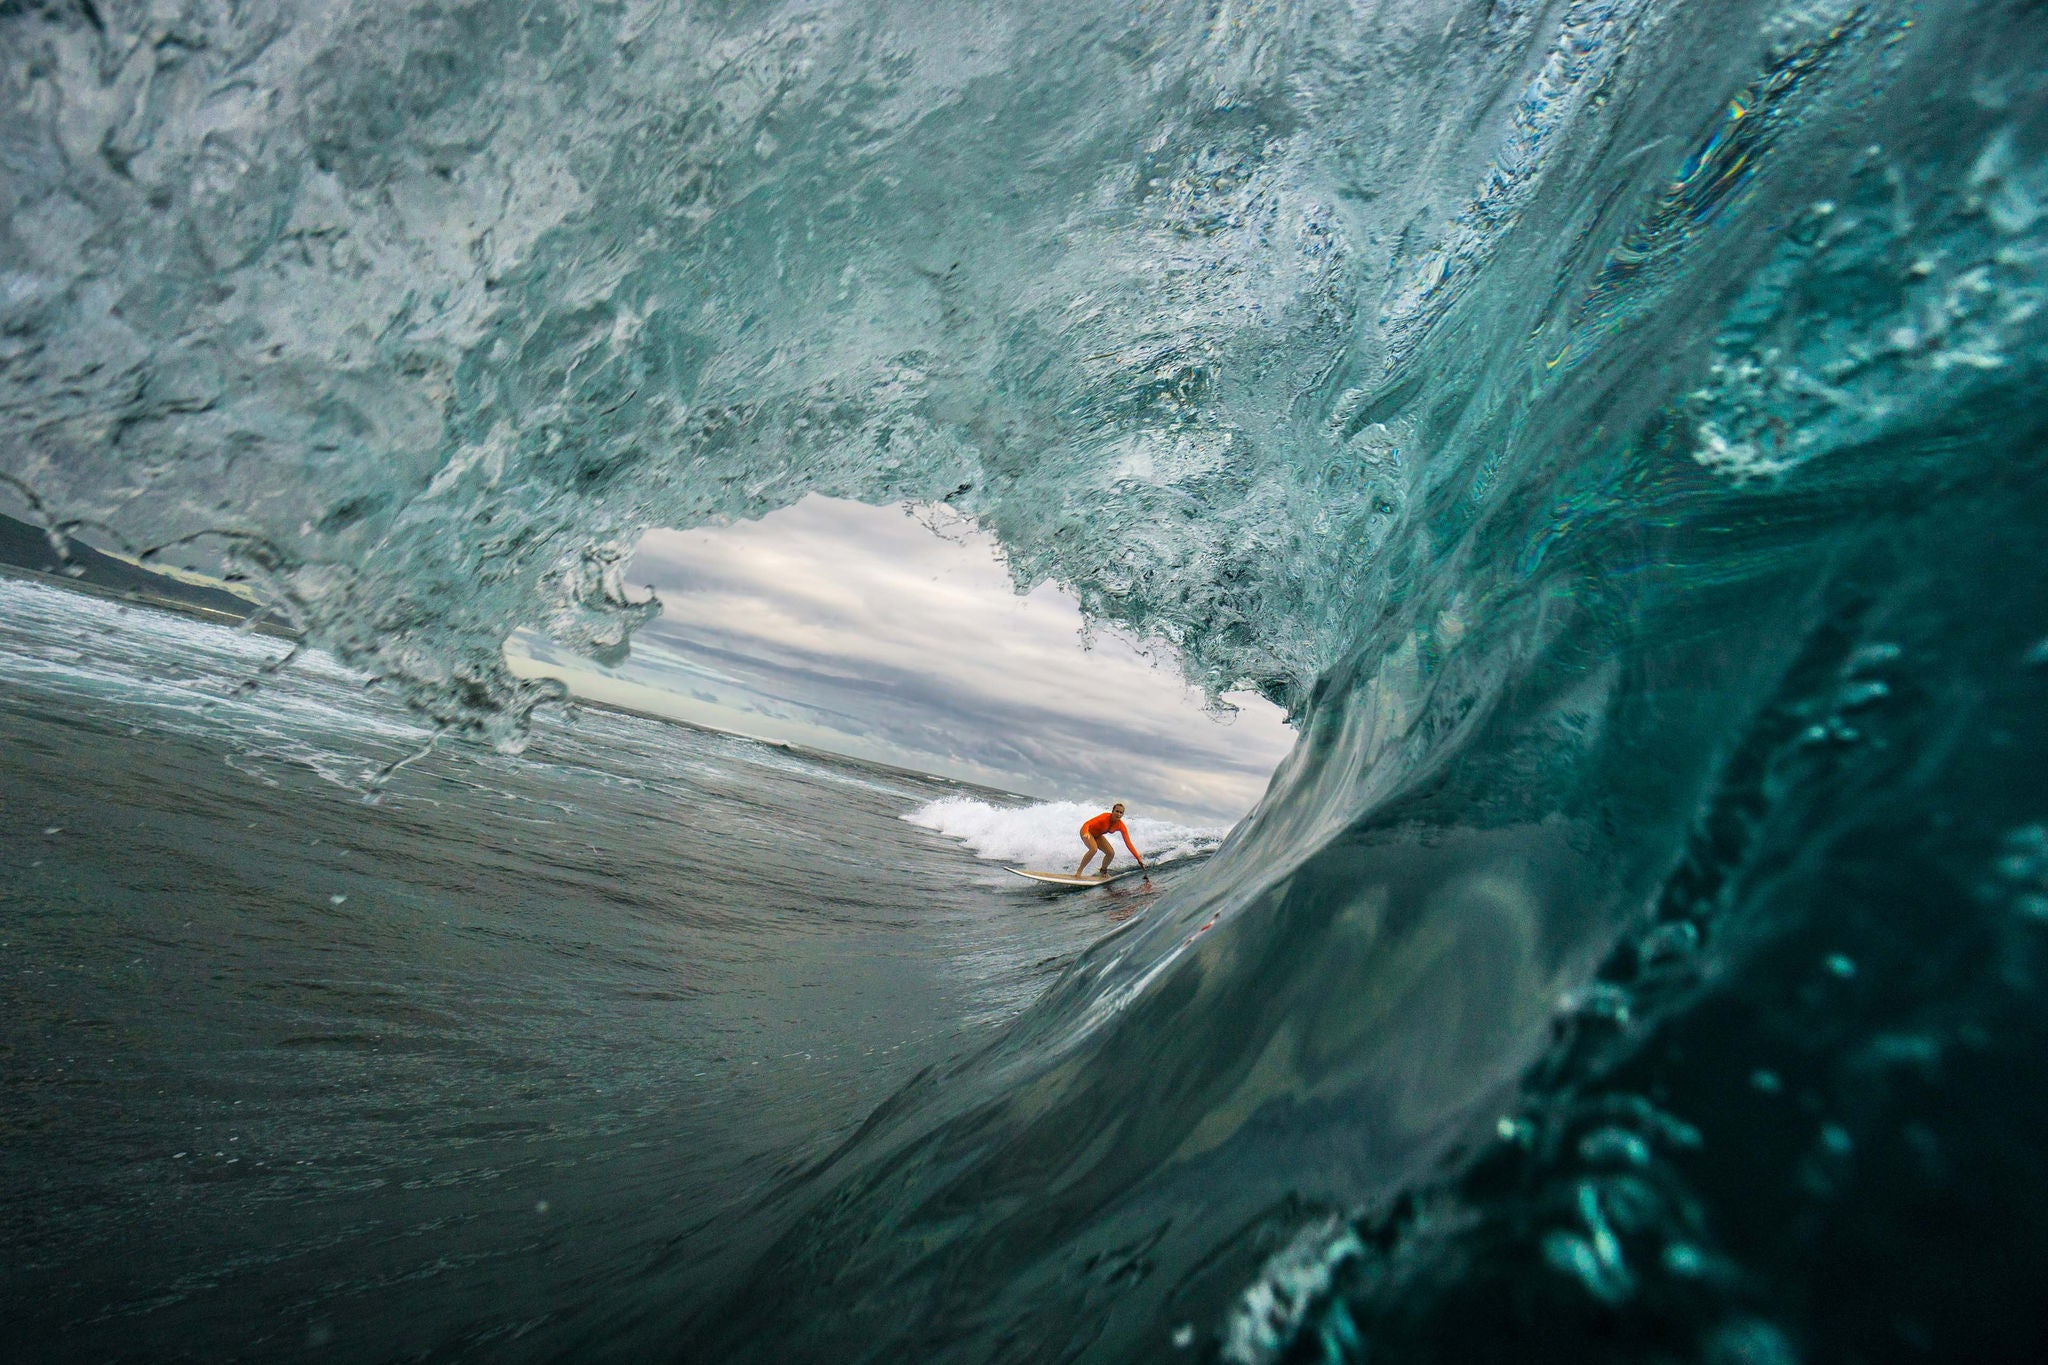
5,0,2048,1359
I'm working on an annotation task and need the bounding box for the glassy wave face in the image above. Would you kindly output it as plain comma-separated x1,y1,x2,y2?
4,1,2048,1361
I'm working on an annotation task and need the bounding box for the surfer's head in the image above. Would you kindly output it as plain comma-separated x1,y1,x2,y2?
1111,803,1125,815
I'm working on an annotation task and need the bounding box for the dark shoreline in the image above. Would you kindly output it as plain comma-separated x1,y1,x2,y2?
0,559,301,640
0,511,299,639
0,516,1025,803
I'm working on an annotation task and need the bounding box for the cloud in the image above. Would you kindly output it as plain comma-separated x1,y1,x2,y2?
507,497,1293,823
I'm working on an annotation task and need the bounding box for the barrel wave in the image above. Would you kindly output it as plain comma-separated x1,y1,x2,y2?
5,1,2047,1361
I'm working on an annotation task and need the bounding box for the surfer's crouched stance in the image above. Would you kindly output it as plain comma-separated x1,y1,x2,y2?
1077,803,1145,875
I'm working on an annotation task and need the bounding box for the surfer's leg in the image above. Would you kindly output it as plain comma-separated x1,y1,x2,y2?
1077,832,1108,874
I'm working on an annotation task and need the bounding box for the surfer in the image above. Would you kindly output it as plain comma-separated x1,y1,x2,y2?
1076,803,1145,876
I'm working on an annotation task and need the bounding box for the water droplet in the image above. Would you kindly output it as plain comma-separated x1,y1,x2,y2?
1663,1242,1707,1276
1564,983,1633,1024
1824,953,1857,979
1640,921,1699,962
1578,1127,1653,1167
1704,1317,1796,1365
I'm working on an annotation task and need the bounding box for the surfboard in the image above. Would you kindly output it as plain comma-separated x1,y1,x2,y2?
1006,867,1148,887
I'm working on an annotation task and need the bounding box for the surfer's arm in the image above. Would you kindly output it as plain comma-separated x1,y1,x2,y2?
1117,824,1143,863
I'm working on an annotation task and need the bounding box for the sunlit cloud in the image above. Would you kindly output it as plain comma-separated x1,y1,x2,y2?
506,496,1292,824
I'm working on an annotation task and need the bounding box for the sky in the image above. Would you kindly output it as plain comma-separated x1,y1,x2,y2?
504,496,1294,824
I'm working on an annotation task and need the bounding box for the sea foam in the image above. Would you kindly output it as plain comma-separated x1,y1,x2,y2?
903,797,1226,871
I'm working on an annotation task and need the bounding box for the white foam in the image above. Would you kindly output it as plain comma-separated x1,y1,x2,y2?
904,796,1225,870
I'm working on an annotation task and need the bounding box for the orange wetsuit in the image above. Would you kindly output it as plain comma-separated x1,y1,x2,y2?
1082,812,1141,860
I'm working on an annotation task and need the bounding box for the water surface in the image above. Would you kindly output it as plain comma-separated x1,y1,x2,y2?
0,576,1192,1360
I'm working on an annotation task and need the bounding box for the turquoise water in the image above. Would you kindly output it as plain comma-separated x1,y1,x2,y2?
5,1,2048,1359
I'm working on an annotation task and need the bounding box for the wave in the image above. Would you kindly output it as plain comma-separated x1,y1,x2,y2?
4,0,2047,1359
905,797,1226,870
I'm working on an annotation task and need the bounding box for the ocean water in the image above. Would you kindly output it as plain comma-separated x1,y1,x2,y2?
6,0,2048,1361
0,576,1211,1360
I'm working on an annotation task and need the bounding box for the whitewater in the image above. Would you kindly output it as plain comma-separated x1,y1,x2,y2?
905,797,1226,870
4,0,2048,1361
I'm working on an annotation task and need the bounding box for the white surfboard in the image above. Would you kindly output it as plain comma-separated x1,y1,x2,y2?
1006,866,1148,888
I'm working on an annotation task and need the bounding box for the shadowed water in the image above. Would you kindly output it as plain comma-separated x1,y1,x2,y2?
0,575,1188,1360
5,0,2048,1358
